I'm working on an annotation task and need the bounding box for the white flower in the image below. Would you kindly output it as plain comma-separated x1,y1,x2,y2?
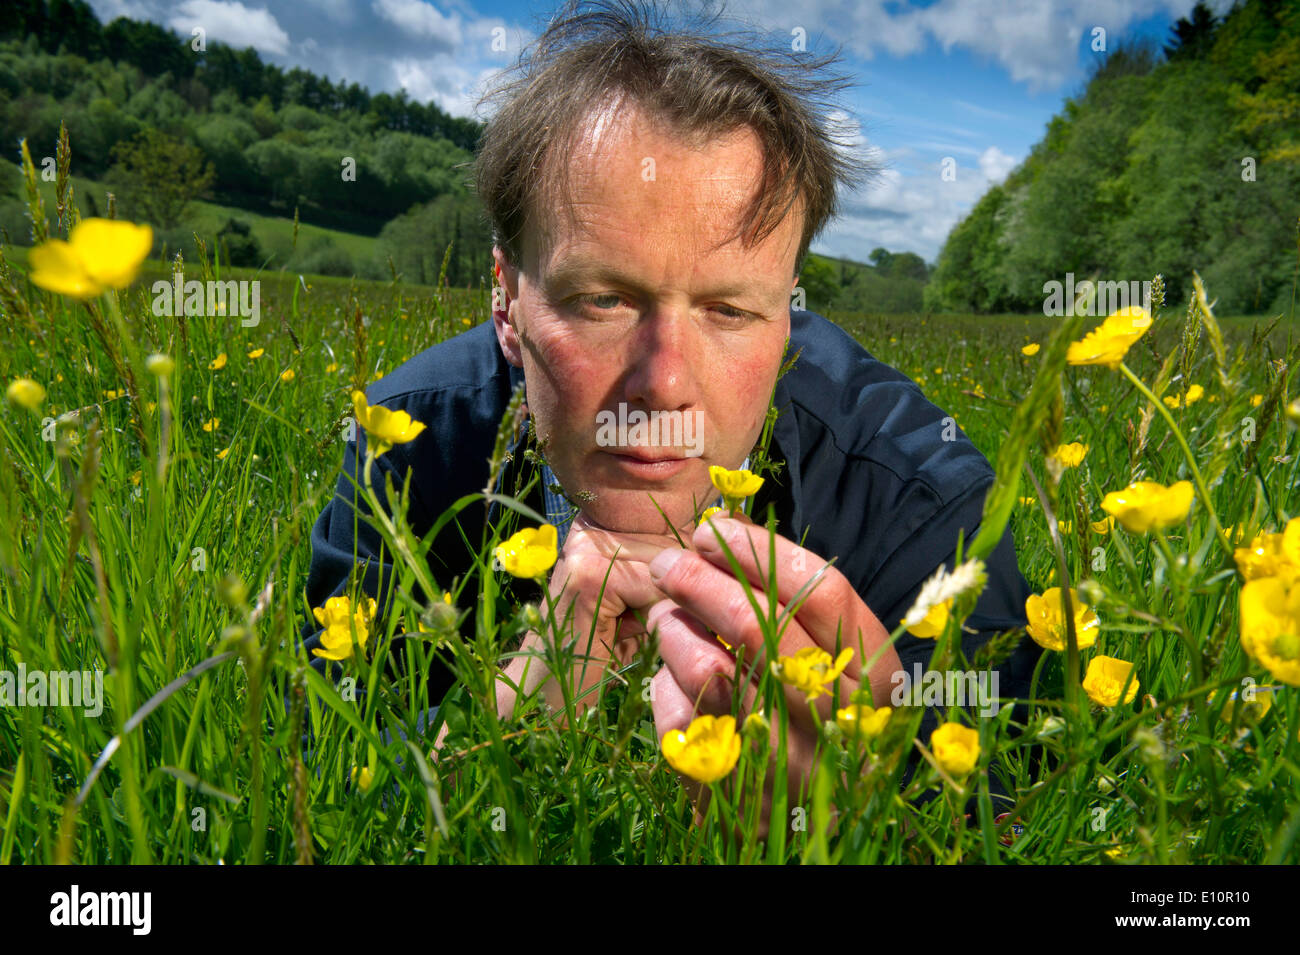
902,559,987,628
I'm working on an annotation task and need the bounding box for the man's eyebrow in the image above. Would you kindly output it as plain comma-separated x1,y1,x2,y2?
544,258,778,300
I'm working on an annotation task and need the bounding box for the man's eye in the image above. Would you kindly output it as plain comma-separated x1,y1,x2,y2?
573,295,752,323
709,304,754,325
578,294,629,310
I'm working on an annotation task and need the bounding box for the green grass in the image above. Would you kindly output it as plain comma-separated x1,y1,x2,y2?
2,218,1299,863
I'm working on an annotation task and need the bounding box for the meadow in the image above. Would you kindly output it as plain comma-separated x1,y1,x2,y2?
1,166,1298,863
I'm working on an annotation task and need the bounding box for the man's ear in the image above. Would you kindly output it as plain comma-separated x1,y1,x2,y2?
492,246,524,368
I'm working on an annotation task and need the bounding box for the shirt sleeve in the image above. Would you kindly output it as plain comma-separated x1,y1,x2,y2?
855,472,1040,801
858,473,1034,672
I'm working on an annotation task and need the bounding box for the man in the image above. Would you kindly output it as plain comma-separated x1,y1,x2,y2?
303,0,1038,829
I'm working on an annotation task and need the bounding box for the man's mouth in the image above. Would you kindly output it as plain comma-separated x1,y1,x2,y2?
613,450,687,463
601,450,692,478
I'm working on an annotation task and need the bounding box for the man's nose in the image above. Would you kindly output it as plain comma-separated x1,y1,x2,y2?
622,309,697,412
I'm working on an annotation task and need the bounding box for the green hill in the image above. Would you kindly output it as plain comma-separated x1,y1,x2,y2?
0,0,491,286
1,168,400,280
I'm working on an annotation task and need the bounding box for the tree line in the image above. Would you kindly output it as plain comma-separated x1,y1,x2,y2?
2,0,480,149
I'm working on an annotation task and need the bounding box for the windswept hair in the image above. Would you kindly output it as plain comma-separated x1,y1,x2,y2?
472,0,878,274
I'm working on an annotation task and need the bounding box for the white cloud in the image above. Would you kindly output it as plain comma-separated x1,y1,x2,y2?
815,146,1022,262
391,58,439,102
90,0,155,19
371,0,460,45
736,0,1200,91
465,17,535,61
168,0,290,55
298,0,354,22
825,109,866,151
388,58,502,118
977,145,1017,184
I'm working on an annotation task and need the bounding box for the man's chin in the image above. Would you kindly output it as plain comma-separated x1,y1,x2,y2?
576,489,701,536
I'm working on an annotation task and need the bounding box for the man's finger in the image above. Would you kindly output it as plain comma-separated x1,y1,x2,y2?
645,599,740,717
568,513,692,563
648,544,850,681
553,552,665,620
692,516,878,663
649,665,695,741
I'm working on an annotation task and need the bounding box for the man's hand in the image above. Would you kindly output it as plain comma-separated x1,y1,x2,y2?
502,512,683,718
433,513,678,755
644,515,901,839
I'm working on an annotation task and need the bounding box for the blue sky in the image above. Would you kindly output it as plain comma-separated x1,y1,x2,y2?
88,0,1230,263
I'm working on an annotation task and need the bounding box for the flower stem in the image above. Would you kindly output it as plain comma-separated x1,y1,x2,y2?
360,447,438,601
1118,362,1231,555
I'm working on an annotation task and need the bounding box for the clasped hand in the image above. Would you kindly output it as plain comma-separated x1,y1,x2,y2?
493,511,901,837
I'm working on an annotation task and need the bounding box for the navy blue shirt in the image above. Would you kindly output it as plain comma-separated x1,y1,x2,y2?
303,309,1038,734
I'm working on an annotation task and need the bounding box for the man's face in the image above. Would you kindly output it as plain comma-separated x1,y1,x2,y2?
493,101,801,534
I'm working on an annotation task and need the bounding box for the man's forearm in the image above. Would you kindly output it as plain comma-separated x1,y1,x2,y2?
495,630,557,719
494,629,611,722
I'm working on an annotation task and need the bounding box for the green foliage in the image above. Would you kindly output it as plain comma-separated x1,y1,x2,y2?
795,251,931,314
1234,5,1300,163
1164,1,1220,61
216,217,262,268
0,4,481,239
0,1,480,149
291,235,357,278
927,0,1300,317
924,184,1015,313
377,194,493,290
108,127,214,230
796,254,838,308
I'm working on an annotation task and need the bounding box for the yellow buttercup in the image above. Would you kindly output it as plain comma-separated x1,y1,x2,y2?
660,714,741,783
29,218,153,299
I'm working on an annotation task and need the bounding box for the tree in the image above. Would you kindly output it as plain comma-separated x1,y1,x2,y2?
377,194,493,288
796,255,838,310
1236,28,1300,162
924,0,1300,315
887,251,929,282
47,0,104,60
1164,2,1219,60
107,127,214,228
217,217,262,267
102,16,191,78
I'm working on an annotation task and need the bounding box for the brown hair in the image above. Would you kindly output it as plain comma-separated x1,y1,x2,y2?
472,0,877,275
